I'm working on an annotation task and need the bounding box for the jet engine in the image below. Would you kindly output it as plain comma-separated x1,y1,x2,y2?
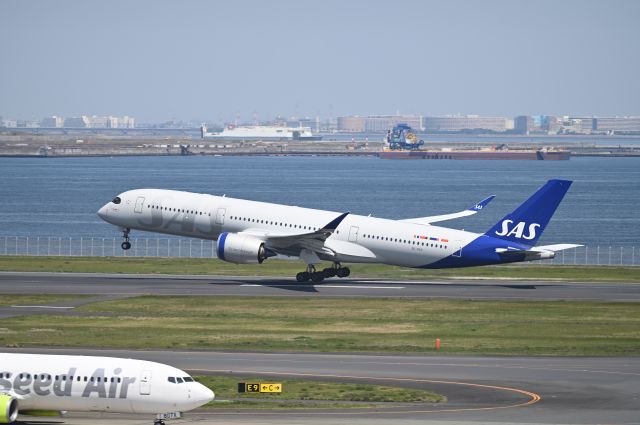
0,393,18,423
216,232,268,264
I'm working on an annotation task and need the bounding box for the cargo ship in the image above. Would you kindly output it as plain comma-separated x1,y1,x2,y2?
201,124,322,141
379,124,570,160
378,148,571,160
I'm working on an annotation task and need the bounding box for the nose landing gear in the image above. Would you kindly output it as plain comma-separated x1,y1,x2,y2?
121,228,131,250
295,262,350,283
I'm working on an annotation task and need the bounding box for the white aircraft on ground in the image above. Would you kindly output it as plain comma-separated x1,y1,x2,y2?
98,179,581,282
0,353,214,425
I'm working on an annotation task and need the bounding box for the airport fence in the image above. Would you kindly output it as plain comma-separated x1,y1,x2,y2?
0,235,637,266
0,236,217,259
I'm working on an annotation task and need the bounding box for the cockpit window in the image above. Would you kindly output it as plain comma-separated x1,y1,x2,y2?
176,377,184,383
183,377,194,382
168,377,176,383
112,197,121,204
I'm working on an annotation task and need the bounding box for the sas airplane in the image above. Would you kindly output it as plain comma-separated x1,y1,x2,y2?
0,353,214,425
97,179,580,282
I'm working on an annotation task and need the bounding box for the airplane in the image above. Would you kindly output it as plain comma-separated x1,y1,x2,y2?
0,352,214,425
97,179,581,282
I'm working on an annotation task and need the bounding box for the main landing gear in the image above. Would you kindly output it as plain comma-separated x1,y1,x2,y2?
296,262,350,283
121,228,131,250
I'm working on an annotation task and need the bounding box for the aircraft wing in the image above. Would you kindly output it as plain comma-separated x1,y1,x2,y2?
400,195,495,226
239,212,350,257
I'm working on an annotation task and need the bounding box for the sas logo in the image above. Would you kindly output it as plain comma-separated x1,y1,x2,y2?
495,220,540,240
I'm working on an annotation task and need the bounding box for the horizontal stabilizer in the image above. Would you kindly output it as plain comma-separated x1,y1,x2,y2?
534,244,583,252
496,243,582,261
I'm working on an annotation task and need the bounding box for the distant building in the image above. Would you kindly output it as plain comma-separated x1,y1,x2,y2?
423,115,511,132
86,115,110,128
41,115,64,128
63,115,135,128
337,116,366,132
286,117,320,133
119,116,135,128
514,115,534,134
17,120,40,128
594,117,640,133
64,116,90,128
1,118,17,128
364,116,423,132
337,115,423,132
552,116,592,134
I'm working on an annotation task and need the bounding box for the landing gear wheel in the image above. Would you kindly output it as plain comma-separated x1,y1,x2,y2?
296,272,310,283
121,228,131,251
154,420,165,425
322,267,337,278
296,264,317,283
336,267,350,278
310,272,325,283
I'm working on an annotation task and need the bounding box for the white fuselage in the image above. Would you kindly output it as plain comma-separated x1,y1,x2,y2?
98,189,480,268
0,353,213,415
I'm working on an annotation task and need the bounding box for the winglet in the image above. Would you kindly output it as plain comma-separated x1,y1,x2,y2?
468,195,495,212
321,212,350,232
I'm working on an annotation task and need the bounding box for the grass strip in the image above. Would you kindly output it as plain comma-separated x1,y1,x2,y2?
194,375,445,409
0,256,639,282
0,295,90,307
1,296,639,356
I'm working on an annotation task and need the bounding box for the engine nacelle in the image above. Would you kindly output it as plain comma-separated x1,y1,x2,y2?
0,393,18,423
216,232,267,264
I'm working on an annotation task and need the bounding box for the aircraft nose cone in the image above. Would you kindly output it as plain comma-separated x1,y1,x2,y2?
196,384,215,404
97,204,109,220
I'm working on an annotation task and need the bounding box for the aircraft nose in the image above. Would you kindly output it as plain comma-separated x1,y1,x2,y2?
195,383,215,405
97,204,109,220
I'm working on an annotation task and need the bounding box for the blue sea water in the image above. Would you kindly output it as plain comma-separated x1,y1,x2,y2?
1,155,639,246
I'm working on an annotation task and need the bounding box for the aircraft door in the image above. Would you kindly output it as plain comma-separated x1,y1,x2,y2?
134,196,145,214
215,208,226,225
348,226,359,242
139,370,151,395
452,240,463,258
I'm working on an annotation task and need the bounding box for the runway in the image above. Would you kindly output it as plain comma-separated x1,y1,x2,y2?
8,347,640,425
3,272,640,424
1,272,639,309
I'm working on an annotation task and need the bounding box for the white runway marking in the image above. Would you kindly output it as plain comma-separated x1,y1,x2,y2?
10,305,74,309
241,284,404,290
321,285,405,289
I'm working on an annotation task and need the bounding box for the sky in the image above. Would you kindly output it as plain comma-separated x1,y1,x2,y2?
1,0,639,123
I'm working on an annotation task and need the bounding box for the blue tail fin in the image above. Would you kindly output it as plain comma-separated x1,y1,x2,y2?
485,179,572,246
